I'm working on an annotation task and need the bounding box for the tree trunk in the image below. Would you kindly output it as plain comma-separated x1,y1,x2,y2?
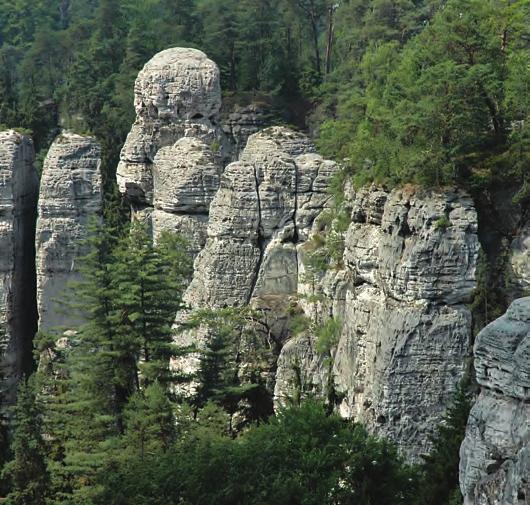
325,4,335,74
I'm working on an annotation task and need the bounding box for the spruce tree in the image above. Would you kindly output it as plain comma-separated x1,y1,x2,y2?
111,223,192,387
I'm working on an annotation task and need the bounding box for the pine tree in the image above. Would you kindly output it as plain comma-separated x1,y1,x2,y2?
42,220,125,504
122,383,176,459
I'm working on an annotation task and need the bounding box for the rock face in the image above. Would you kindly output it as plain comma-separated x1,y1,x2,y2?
510,219,530,294
35,132,102,332
152,136,221,254
275,186,480,461
119,48,484,461
221,104,274,160
117,47,227,253
460,297,530,505
183,126,334,309
0,130,39,402
173,126,338,393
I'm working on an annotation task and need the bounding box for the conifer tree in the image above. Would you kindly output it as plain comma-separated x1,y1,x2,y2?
112,223,192,387
417,385,472,505
2,378,50,505
122,383,176,459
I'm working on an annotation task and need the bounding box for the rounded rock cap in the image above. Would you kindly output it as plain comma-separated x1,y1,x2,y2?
506,296,530,323
134,47,221,121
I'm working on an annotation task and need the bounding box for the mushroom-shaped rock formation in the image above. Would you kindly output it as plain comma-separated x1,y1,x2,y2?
117,47,227,220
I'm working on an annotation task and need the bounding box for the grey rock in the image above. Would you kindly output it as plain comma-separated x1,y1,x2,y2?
183,127,336,310
117,48,226,208
174,127,337,389
275,186,480,461
346,187,479,304
35,132,102,332
135,47,221,122
510,220,530,294
222,104,274,159
152,137,221,254
0,130,38,403
460,297,530,505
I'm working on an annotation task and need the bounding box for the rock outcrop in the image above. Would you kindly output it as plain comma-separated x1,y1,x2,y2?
172,126,338,395
35,132,102,332
117,47,227,253
183,126,334,309
118,48,484,461
0,130,38,402
221,104,274,160
460,297,530,505
275,186,480,461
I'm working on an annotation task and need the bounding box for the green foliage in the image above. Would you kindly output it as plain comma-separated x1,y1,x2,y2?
317,0,529,192
37,219,192,503
288,313,311,336
0,0,335,192
471,248,512,333
2,378,50,505
434,215,451,232
315,317,341,355
188,307,274,429
47,396,419,505
150,401,418,505
416,385,472,505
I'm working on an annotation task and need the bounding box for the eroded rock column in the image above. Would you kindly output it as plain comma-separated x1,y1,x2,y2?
0,130,38,402
35,132,102,332
117,47,228,253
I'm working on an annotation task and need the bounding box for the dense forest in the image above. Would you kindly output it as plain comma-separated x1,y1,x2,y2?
1,0,528,193
0,217,471,505
0,0,528,504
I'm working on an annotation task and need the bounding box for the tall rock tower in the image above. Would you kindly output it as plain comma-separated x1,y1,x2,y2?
35,132,102,332
117,47,227,255
0,130,39,403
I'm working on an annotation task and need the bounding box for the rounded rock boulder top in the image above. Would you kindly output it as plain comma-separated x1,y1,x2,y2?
134,47,222,122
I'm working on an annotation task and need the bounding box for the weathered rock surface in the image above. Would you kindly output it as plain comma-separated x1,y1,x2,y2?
0,130,38,402
117,47,229,255
222,104,274,159
275,186,480,461
35,132,102,332
183,126,334,309
172,127,337,393
460,297,530,505
510,219,530,294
